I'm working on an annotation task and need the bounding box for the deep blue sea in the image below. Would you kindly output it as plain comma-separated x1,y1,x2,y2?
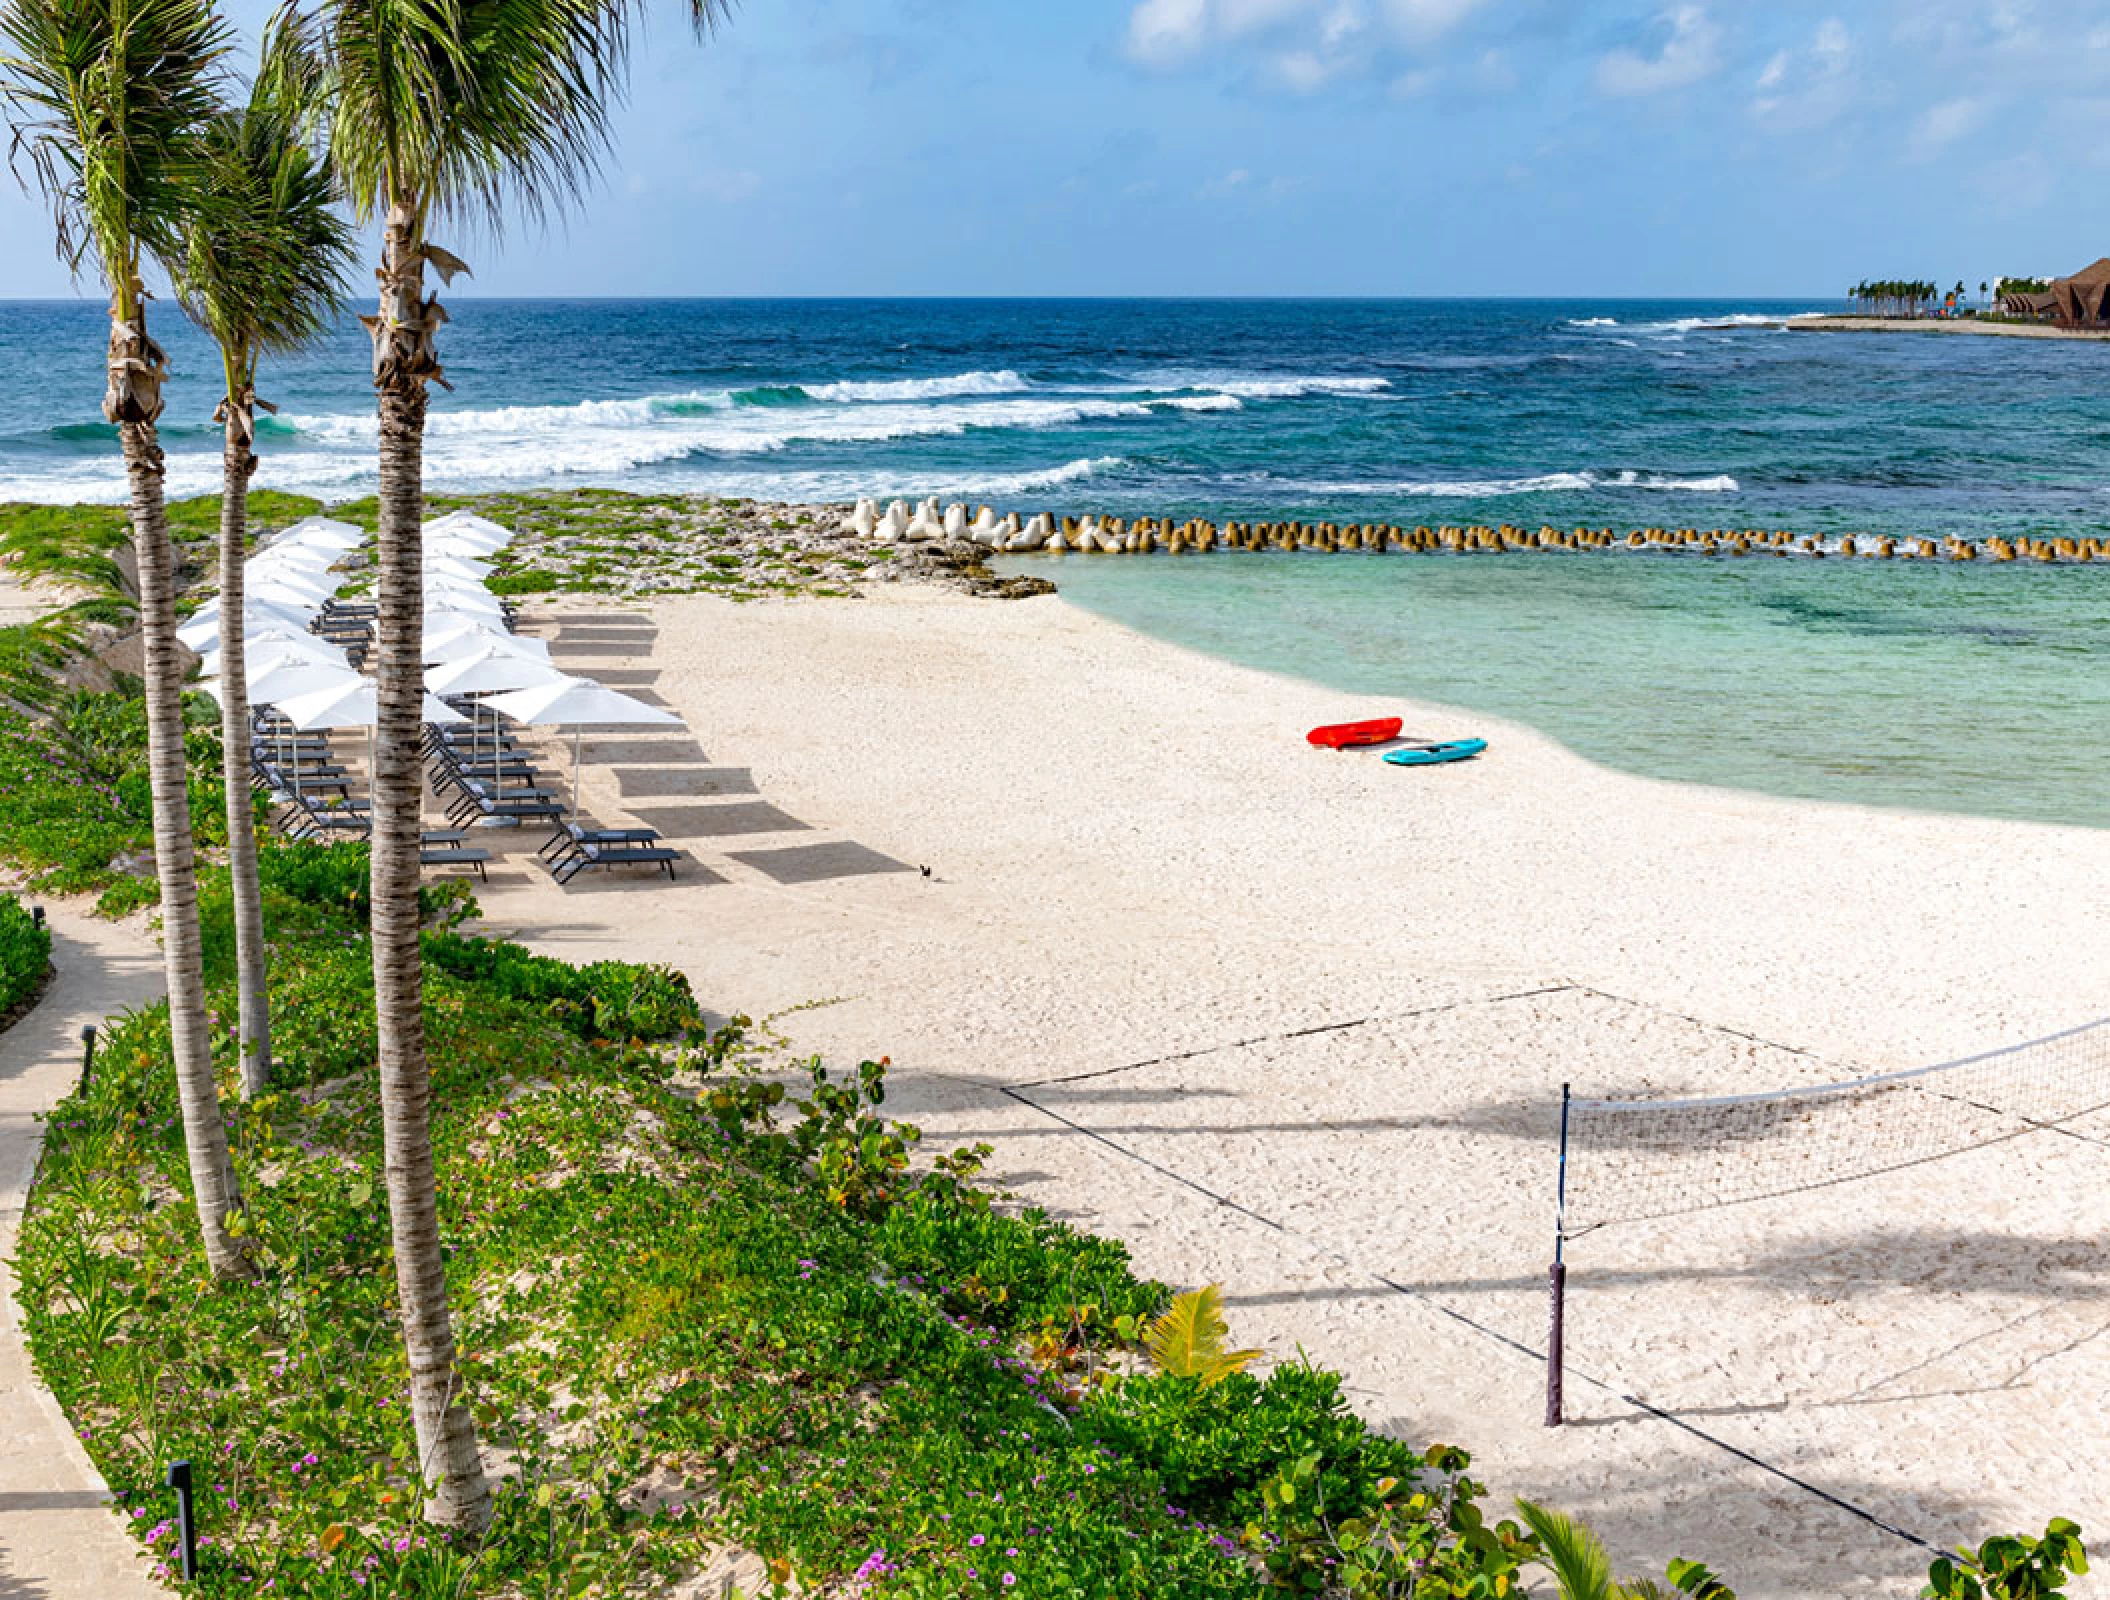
6,296,2110,828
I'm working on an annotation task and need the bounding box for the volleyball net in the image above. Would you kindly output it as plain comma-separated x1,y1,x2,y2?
1542,1015,2110,1424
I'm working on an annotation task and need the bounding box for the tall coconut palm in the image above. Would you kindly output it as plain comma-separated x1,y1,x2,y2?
174,28,354,1099
1,0,253,1280
291,0,729,1529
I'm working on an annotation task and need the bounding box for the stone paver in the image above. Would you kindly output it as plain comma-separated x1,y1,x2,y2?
0,902,165,1599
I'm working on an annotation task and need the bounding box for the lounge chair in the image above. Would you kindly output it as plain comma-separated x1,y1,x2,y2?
420,829,491,881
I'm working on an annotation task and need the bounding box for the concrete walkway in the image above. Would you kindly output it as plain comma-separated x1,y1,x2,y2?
0,901,165,1600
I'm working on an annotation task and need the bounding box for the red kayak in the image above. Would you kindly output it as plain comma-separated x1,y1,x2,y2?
1307,717,1403,750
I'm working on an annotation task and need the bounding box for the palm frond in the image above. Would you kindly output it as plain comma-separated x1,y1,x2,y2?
307,0,732,235
1144,1286,1264,1385
174,21,354,385
1516,1498,1617,1600
0,0,231,294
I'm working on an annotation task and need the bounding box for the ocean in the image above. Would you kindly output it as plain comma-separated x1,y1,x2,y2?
4,296,2109,828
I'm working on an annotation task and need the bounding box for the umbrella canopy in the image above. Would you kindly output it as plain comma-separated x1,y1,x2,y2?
249,548,338,578
247,578,333,610
197,631,348,677
482,677,679,729
481,676,680,817
198,660,363,706
423,604,509,633
425,623,549,664
425,511,512,544
179,598,316,650
271,518,364,552
424,648,569,697
275,678,468,731
426,554,494,582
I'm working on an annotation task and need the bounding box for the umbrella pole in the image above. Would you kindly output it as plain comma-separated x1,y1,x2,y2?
572,725,582,821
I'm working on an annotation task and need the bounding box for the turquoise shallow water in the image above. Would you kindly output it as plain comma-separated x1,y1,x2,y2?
1027,549,2110,832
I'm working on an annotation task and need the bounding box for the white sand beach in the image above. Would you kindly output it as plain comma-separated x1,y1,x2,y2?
1792,316,2110,342
442,586,2110,1600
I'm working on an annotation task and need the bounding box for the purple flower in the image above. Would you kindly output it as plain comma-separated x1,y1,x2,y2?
1003,1576,1017,1589
968,1534,985,1548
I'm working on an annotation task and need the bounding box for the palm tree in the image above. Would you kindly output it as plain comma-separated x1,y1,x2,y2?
292,0,729,1529
173,27,354,1100
2,0,254,1280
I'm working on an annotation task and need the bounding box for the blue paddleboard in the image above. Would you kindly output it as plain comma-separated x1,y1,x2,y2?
1383,738,1487,767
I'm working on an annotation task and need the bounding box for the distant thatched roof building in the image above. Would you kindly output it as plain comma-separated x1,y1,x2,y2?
2051,258,2110,326
2004,259,2110,322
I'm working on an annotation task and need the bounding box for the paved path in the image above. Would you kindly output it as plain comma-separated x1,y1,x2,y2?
0,902,165,1600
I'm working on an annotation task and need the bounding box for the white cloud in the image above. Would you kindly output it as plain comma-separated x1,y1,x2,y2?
1915,95,1990,148
1273,49,1337,90
1122,0,1484,74
1379,0,1486,40
1126,0,1209,64
1751,16,1853,131
1594,5,1722,97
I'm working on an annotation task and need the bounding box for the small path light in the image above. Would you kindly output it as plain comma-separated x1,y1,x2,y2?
165,1459,199,1580
78,1023,98,1094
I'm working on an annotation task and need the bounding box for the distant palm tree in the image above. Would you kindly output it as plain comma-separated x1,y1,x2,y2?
174,26,355,1098
1,0,253,1279
291,0,731,1529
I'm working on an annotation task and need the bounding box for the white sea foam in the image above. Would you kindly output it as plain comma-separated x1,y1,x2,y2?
1566,311,1818,338
1177,374,1390,400
802,369,1030,404
1275,469,1740,498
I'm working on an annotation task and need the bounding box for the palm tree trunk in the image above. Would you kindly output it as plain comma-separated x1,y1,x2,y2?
218,395,271,1097
109,298,252,1282
370,204,491,1532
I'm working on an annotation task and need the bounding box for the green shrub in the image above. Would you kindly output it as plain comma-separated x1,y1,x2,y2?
487,568,559,595
1087,1361,1422,1527
422,928,701,1040
0,894,52,1016
0,689,231,907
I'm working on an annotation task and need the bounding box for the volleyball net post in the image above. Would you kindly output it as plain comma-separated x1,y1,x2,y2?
1546,1081,1570,1428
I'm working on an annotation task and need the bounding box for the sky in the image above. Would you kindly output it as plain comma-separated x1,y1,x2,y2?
5,0,2110,300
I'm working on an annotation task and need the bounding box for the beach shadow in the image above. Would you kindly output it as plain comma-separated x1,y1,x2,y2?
615,766,758,799
628,802,809,839
728,842,916,885
577,739,711,765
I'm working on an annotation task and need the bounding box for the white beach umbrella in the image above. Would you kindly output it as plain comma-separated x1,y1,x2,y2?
424,590,504,616
197,630,347,678
424,603,508,632
480,676,680,817
275,677,468,731
274,516,364,549
425,650,572,798
179,597,315,650
424,648,568,698
425,511,512,543
246,659,367,706
249,551,337,582
426,554,494,582
426,536,508,561
196,660,361,707
248,578,333,610
424,625,549,664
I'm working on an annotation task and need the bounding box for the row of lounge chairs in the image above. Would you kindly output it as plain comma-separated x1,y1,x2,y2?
249,708,675,886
